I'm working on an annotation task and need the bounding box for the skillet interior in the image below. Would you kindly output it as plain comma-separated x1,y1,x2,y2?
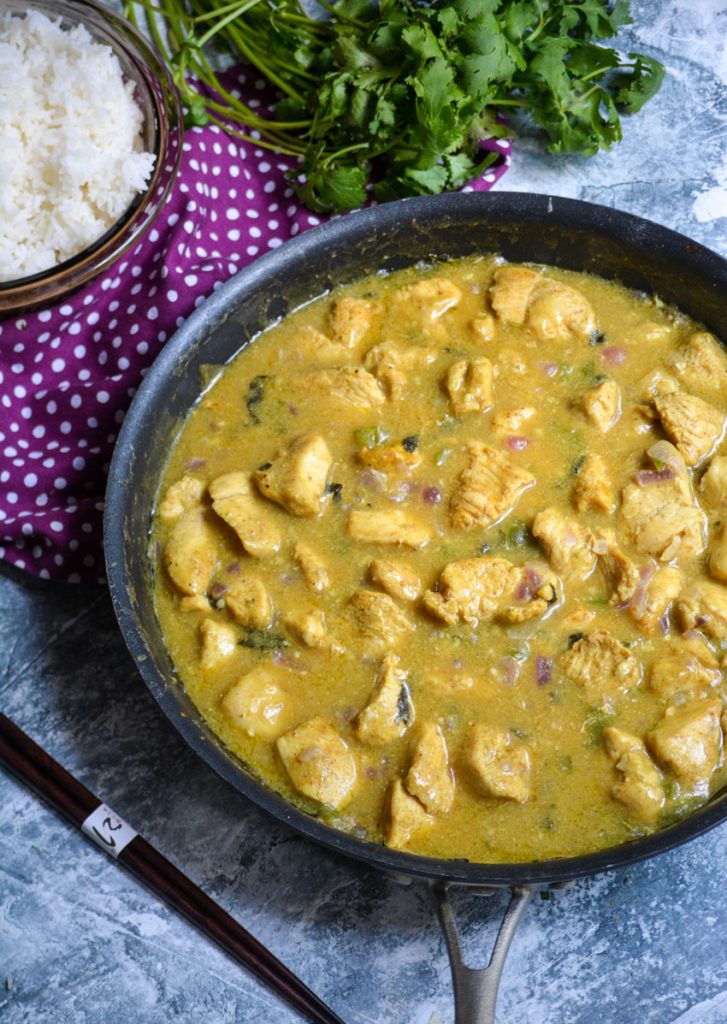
105,191,727,886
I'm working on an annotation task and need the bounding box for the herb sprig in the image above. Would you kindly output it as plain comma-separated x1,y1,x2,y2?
127,0,664,213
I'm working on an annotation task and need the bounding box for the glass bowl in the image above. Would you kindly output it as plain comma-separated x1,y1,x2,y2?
0,0,183,317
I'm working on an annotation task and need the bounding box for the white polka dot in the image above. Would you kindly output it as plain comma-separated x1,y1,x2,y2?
54,478,67,489
51,358,65,373
68,322,81,335
24,473,38,487
97,391,110,404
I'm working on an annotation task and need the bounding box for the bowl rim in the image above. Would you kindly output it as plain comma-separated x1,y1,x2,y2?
0,0,183,313
105,190,727,887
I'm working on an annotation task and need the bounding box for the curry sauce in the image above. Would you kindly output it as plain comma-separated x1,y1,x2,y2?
152,258,727,863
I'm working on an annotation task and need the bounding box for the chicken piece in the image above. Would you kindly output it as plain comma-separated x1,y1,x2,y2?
595,529,641,606
179,594,211,613
283,604,338,651
652,391,725,467
572,452,615,513
199,618,238,672
464,724,531,803
158,474,205,521
406,723,454,814
620,444,705,561
357,443,421,474
561,630,641,697
225,576,272,630
295,326,348,365
349,590,413,644
449,442,535,531
489,266,541,325
579,380,621,433
499,563,560,624
708,523,727,583
327,295,380,347
363,343,438,401
164,509,219,596
603,727,664,823
368,558,422,602
423,557,514,626
646,700,723,790
629,566,683,634
423,557,558,627
701,455,727,509
303,367,386,408
355,653,413,745
649,639,720,700
220,665,294,740
277,717,357,809
347,509,432,548
469,313,496,342
293,542,330,592
669,332,727,395
444,358,493,416
392,276,462,318
525,280,597,344
491,406,536,434
384,778,434,849
209,472,281,558
562,606,596,631
631,321,674,346
532,507,596,580
254,433,332,517
676,579,727,639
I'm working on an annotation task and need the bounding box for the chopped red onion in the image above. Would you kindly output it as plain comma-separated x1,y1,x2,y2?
602,346,626,365
422,485,442,505
453,657,463,669
357,469,386,492
226,561,241,575
506,436,529,451
535,655,553,686
208,582,227,599
500,657,520,686
657,613,670,635
541,362,558,377
647,441,683,474
634,467,676,486
388,481,412,503
515,567,542,601
184,457,206,471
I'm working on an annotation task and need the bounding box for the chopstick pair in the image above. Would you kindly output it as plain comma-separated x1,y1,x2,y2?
0,712,345,1024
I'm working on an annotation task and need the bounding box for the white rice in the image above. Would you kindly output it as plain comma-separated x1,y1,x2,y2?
0,8,156,282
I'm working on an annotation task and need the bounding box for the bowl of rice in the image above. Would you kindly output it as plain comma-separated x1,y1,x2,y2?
0,0,183,316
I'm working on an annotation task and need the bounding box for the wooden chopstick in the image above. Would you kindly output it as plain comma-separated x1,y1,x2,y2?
0,712,346,1024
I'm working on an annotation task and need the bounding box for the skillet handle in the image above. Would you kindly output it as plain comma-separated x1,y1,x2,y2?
436,884,535,1024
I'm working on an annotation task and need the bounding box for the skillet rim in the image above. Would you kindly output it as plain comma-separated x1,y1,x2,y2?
104,190,727,887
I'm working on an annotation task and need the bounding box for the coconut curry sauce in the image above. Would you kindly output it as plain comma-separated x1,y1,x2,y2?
152,258,727,863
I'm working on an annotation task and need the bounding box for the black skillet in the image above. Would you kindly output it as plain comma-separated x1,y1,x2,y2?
104,192,727,1023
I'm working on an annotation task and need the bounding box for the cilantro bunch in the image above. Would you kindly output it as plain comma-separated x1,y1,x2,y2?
129,0,664,213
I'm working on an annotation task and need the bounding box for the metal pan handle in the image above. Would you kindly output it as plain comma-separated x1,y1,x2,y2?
436,884,535,1024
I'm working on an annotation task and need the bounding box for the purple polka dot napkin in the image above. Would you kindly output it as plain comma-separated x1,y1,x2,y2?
0,67,511,584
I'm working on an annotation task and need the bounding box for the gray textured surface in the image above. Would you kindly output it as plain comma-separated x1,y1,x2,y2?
2,1,727,1022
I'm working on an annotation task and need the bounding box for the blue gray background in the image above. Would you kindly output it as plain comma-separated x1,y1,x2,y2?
2,1,727,1021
